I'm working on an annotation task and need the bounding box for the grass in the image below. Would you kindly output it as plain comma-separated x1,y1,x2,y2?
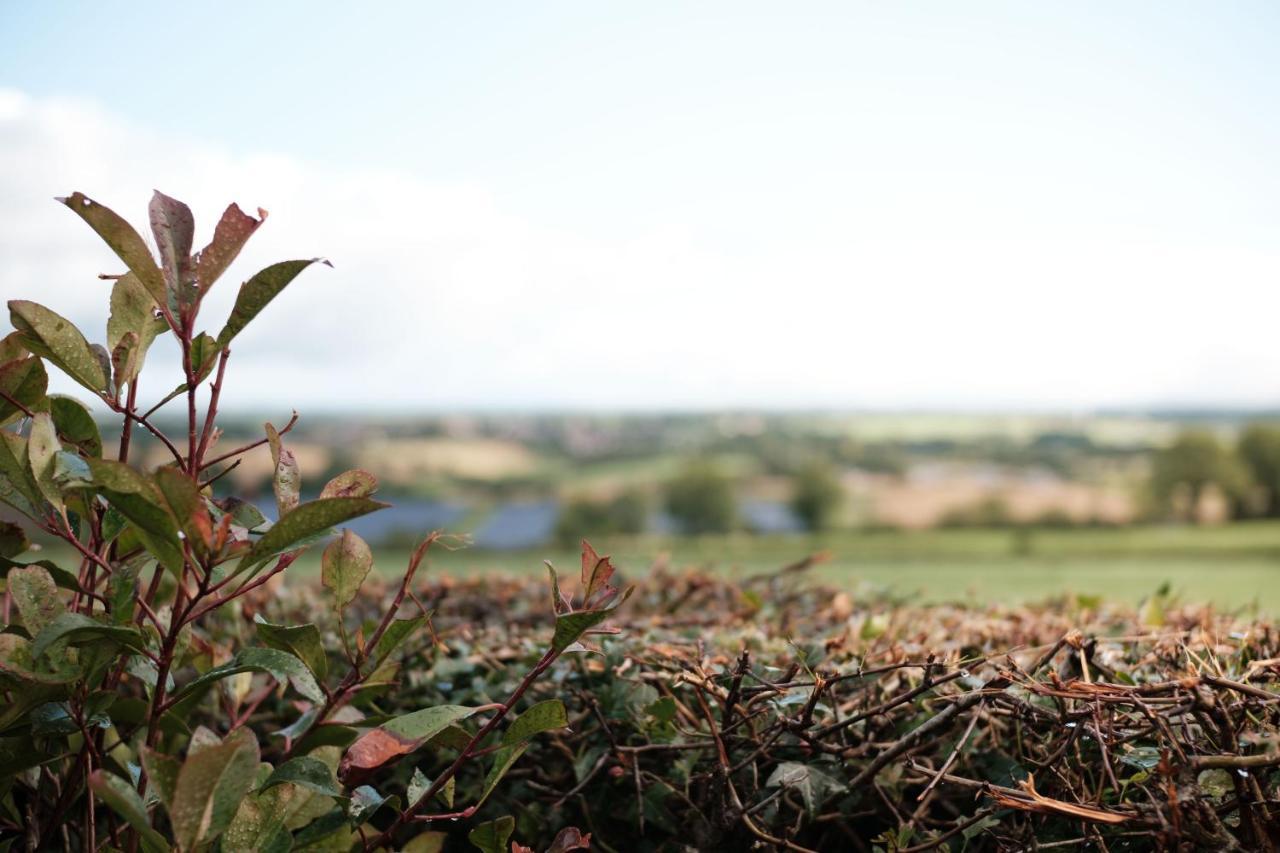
279,520,1280,613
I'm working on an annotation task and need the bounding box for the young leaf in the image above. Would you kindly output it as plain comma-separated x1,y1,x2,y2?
0,356,46,424
57,192,166,306
107,273,166,387
260,755,344,798
321,528,374,610
216,259,330,348
149,191,196,304
468,816,516,853
8,300,110,394
319,469,378,499
169,728,260,850
238,497,387,574
195,203,265,293
254,616,328,681
551,586,634,653
580,539,618,605
338,705,475,783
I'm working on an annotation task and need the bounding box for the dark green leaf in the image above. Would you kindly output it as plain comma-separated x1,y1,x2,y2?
172,647,325,705
362,613,427,676
260,755,344,798
89,769,170,853
0,357,46,425
153,467,213,555
85,459,185,575
216,259,329,348
468,815,516,853
31,612,148,661
0,521,28,558
476,744,527,808
254,616,327,681
141,747,182,809
0,432,41,514
502,699,569,745
47,395,102,458
239,497,386,574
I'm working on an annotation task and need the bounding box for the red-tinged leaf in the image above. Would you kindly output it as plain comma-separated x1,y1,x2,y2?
579,540,617,607
149,191,195,304
546,827,593,853
339,705,475,784
195,203,265,293
319,469,378,499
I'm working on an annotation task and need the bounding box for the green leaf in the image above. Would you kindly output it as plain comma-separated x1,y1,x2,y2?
0,432,41,514
149,191,196,305
47,395,102,458
169,728,260,851
31,612,148,661
107,273,166,387
9,564,65,636
260,756,344,798
254,616,327,681
89,770,170,853
476,745,527,808
173,647,325,705
0,356,46,425
551,586,633,653
502,699,569,745
30,700,109,736
238,497,386,574
321,528,373,610
266,421,300,517
0,633,78,684
216,259,329,348
27,412,62,510
195,203,265,294
107,557,143,624
141,746,182,810
57,192,166,307
468,815,516,853
8,300,109,394
338,705,475,781
362,613,427,676
85,459,185,576
347,785,393,826
153,467,213,554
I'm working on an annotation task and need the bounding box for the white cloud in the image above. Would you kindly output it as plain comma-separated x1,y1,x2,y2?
2,87,1279,413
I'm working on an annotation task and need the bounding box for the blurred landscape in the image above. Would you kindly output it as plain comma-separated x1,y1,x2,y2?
61,407,1280,610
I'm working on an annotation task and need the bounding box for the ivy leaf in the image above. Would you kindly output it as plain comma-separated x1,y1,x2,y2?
195,203,265,294
8,300,109,395
260,755,344,798
338,705,475,783
169,728,260,850
216,259,330,348
237,497,387,575
89,770,170,853
468,815,516,853
57,192,166,306
765,761,845,816
502,699,569,746
0,356,46,424
254,616,328,681
321,528,374,610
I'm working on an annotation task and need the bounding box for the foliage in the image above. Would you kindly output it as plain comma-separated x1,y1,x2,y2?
1149,430,1250,521
553,489,648,548
789,461,844,532
1237,423,1280,517
663,460,736,535
0,192,627,851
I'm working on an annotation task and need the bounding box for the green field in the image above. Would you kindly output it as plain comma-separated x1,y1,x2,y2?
275,521,1280,613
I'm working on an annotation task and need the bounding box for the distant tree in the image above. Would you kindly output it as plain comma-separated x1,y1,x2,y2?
665,461,737,534
554,489,649,547
1150,430,1249,521
1237,424,1280,517
790,462,844,532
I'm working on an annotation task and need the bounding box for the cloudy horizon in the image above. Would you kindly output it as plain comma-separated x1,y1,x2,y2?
3,3,1280,414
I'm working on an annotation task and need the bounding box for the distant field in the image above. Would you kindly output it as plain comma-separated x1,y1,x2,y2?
278,521,1280,613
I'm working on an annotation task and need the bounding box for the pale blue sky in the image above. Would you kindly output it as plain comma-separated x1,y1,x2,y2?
2,2,1279,410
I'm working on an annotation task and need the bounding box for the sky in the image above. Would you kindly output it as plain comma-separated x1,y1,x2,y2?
2,1,1279,413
